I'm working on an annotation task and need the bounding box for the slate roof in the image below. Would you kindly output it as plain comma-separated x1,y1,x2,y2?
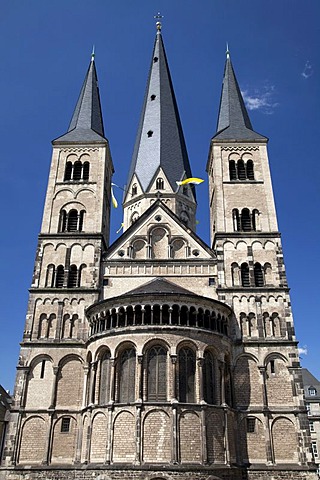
127,30,193,192
53,57,107,144
213,54,267,142
301,368,320,399
125,278,195,296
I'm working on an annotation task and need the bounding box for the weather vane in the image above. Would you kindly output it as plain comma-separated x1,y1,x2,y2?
154,12,164,32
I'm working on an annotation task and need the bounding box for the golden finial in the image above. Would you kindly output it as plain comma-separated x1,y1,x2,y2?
226,42,230,59
91,45,95,62
154,12,164,32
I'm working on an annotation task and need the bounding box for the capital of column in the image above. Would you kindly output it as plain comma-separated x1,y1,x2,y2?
170,354,177,364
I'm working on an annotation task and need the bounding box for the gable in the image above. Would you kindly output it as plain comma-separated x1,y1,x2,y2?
106,201,214,262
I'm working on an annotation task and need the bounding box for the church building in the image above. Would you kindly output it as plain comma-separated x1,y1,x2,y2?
0,21,317,480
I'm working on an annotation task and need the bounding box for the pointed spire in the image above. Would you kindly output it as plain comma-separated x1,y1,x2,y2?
213,51,267,141
126,28,193,192
53,51,106,144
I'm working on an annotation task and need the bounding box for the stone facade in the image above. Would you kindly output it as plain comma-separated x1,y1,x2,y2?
0,27,317,480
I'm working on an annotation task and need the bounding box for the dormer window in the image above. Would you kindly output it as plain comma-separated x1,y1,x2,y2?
156,177,164,190
309,387,317,396
132,184,137,196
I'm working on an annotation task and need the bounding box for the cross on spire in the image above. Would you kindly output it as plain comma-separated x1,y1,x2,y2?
154,12,164,32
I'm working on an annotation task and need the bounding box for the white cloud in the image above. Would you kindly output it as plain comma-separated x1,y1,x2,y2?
241,84,279,114
302,61,313,79
298,346,308,356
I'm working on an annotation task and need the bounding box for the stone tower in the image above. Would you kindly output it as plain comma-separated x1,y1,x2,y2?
0,25,317,480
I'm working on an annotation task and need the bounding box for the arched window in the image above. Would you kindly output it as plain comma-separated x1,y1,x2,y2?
78,264,86,287
45,264,55,287
147,346,167,401
58,210,67,232
55,265,65,288
156,177,164,190
82,162,90,181
131,212,139,224
231,262,240,286
118,348,136,403
232,209,240,231
68,265,78,288
237,160,246,180
246,160,254,180
203,351,215,404
229,160,237,180
67,210,78,232
99,351,111,404
132,183,137,196
241,208,252,231
252,209,259,231
254,262,264,287
241,263,250,287
73,161,82,180
178,347,196,403
64,162,72,181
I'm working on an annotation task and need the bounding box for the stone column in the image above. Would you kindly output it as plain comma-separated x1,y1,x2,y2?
55,300,64,339
135,405,142,464
259,366,268,408
82,365,89,408
109,358,116,402
198,357,204,402
201,406,208,464
19,367,29,408
89,362,97,405
44,412,54,465
171,405,178,464
49,366,59,409
219,361,225,405
170,355,177,400
224,407,230,465
105,405,113,464
137,355,144,402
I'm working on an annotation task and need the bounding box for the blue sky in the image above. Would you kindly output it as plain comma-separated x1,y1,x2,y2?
0,0,319,391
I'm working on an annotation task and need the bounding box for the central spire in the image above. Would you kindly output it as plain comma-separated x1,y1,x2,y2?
126,26,193,193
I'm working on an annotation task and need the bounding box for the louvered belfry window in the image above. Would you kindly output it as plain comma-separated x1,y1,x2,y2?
178,347,196,403
119,348,136,403
203,351,215,404
147,346,167,401
99,351,111,404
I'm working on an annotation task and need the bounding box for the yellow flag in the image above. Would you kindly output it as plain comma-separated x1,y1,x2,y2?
116,223,124,234
111,185,118,208
176,177,204,186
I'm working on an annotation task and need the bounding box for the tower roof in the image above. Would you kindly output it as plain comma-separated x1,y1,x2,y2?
127,28,192,191
53,53,107,144
213,52,267,142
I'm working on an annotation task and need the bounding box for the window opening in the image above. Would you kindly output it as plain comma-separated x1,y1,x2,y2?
61,417,71,433
156,177,164,190
229,160,237,180
68,265,78,288
241,263,250,287
179,348,196,403
237,160,246,181
132,184,137,196
247,417,256,433
55,265,65,288
119,348,136,403
67,210,78,232
312,441,318,458
309,387,317,396
203,351,215,404
147,130,153,138
246,160,254,180
40,360,46,379
270,359,275,374
147,346,167,401
153,57,158,62
254,263,264,287
310,421,315,432
73,161,82,180
208,278,215,286
241,208,251,231
64,162,72,181
83,161,90,181
150,94,156,101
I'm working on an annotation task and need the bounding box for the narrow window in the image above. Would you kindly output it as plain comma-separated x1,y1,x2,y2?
241,208,252,231
237,160,246,180
67,210,78,232
312,441,318,458
82,162,90,181
132,184,137,196
61,417,71,433
147,130,153,138
73,161,82,180
150,94,156,101
79,210,85,232
309,388,317,396
246,160,254,180
78,264,86,287
203,351,215,404
208,278,215,286
254,262,264,287
232,209,240,231
59,210,67,232
306,402,311,415
229,160,237,180
64,162,72,181
310,421,315,432
118,348,136,403
153,57,158,63
241,263,250,287
99,351,111,404
247,417,256,433
40,360,46,379
45,264,55,287
55,265,65,288
147,346,167,401
68,265,78,288
178,347,196,403
270,359,275,374
252,209,259,231
156,177,164,190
